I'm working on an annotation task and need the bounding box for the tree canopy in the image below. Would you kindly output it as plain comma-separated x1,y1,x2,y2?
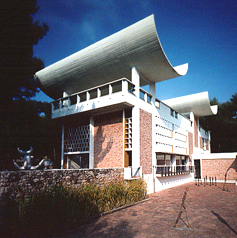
200,93,237,153
0,1,61,170
0,0,49,105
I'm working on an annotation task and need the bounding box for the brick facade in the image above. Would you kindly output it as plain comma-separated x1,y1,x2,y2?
200,137,203,149
202,158,237,181
140,109,152,174
188,132,193,156
194,116,198,148
94,111,123,168
206,140,209,151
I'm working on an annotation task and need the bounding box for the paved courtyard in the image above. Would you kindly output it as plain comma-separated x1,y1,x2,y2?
57,182,237,238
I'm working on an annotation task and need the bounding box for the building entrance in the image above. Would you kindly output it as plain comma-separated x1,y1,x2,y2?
194,159,201,178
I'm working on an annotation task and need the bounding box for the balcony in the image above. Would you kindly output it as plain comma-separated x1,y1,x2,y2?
51,78,158,119
155,165,194,177
51,78,136,119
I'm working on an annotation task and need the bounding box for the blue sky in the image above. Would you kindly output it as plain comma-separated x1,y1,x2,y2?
33,0,237,103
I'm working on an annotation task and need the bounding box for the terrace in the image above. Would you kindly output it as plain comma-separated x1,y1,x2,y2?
51,78,154,119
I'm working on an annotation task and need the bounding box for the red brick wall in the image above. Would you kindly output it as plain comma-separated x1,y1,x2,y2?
94,111,123,168
140,109,152,174
188,132,193,156
194,116,198,148
206,141,209,151
202,158,237,180
200,137,203,149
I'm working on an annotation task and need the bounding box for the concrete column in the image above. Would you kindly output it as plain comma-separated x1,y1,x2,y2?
171,155,176,166
144,92,147,102
61,124,64,169
171,155,176,175
86,91,90,101
185,156,189,166
63,91,69,97
97,88,101,98
197,117,200,148
189,112,195,155
77,95,80,104
149,83,157,173
122,80,128,95
89,117,94,169
63,91,70,107
109,84,113,95
149,82,156,106
131,67,140,168
209,130,211,153
131,67,140,98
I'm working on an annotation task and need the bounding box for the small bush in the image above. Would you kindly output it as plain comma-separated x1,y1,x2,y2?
1,179,147,235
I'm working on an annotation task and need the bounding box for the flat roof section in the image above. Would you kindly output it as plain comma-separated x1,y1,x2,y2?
35,15,188,100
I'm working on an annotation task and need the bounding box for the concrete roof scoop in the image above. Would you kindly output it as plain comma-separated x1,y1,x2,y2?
34,14,188,100
163,91,218,117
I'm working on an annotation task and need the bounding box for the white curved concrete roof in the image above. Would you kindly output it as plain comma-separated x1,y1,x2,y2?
163,92,218,117
35,15,188,99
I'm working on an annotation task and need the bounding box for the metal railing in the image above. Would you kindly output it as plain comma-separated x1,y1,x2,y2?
155,165,194,177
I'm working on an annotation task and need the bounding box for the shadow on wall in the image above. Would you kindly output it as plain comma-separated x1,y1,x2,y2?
228,157,237,172
225,157,237,177
94,126,113,166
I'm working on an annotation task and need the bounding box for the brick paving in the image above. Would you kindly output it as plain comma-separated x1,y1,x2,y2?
58,182,237,238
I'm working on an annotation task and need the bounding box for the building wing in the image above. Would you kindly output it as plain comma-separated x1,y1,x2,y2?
163,91,218,117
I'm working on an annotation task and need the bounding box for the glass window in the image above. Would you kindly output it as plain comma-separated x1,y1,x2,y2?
140,90,145,100
175,111,178,119
89,89,97,99
176,156,181,165
156,154,165,165
112,81,122,93
147,94,152,104
165,155,171,165
68,153,89,169
100,85,109,96
170,109,174,117
181,156,186,165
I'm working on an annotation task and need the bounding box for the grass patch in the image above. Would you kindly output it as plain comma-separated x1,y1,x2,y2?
1,179,146,236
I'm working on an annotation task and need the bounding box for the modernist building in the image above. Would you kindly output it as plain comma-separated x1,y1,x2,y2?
35,15,219,192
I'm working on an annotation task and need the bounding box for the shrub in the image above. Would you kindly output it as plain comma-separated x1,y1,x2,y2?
1,179,147,235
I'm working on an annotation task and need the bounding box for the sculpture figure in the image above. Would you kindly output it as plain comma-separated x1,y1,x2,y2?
173,187,192,229
13,147,45,170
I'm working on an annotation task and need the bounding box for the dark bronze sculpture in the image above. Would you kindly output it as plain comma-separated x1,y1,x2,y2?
13,147,45,170
173,187,192,229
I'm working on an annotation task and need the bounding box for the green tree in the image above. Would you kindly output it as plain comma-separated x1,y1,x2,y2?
0,1,60,170
200,93,237,152
0,0,49,105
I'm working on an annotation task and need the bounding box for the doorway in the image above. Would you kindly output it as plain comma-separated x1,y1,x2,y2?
124,151,132,167
194,159,201,178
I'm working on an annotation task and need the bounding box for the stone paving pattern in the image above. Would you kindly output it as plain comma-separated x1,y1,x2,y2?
59,182,237,238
